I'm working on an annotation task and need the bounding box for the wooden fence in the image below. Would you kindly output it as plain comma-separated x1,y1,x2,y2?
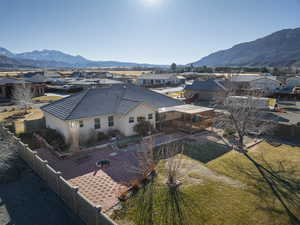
1,126,118,225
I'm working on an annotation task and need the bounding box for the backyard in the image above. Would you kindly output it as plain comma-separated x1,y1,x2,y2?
112,141,300,225
0,108,43,134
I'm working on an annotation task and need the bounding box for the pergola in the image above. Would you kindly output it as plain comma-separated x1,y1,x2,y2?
158,104,215,133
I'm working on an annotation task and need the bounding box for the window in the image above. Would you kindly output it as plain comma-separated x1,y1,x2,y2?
94,118,101,129
79,120,84,128
148,113,153,120
108,116,114,127
129,117,134,123
137,116,145,122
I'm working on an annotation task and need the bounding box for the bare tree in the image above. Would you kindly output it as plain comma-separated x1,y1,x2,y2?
12,83,33,113
214,91,300,224
130,138,201,225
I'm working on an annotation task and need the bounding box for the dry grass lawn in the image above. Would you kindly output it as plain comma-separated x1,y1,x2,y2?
113,142,300,225
0,71,37,77
33,95,63,102
0,108,43,134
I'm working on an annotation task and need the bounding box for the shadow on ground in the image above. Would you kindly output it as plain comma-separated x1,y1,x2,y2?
183,140,231,163
0,163,86,225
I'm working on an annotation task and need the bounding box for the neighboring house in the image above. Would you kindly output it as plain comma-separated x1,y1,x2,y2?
137,74,185,87
45,71,62,78
71,71,108,79
151,86,185,99
184,79,226,101
286,76,300,87
41,84,183,145
229,75,277,89
68,78,123,89
249,78,281,93
0,77,45,100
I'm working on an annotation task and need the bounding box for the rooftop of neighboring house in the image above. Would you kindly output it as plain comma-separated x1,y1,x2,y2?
151,86,184,94
24,74,47,83
41,83,183,120
138,73,181,80
184,79,226,91
230,75,277,82
0,77,30,85
69,78,123,86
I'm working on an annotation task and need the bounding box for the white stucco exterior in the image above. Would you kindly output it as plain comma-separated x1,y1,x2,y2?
44,112,72,143
250,78,281,92
43,103,157,145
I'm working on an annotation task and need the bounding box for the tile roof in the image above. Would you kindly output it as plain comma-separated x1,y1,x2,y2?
0,77,29,85
184,79,226,92
41,84,183,120
138,73,177,80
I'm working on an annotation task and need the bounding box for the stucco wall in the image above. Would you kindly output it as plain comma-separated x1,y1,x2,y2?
53,104,157,145
44,112,71,143
118,104,156,136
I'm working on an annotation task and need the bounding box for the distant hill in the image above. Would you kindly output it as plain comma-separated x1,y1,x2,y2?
0,47,164,69
192,28,300,67
0,55,35,69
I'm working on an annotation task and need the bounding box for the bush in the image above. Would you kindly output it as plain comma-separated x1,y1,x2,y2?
134,120,154,137
97,132,109,141
36,128,68,152
223,127,236,137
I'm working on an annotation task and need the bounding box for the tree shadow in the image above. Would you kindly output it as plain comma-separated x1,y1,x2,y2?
182,140,231,163
229,155,300,225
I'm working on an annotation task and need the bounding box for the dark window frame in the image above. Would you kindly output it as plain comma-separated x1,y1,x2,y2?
94,118,101,129
79,120,84,128
108,116,114,127
129,117,134,123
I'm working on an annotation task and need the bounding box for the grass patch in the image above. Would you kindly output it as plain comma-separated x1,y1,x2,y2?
33,95,63,102
113,142,300,225
0,108,43,134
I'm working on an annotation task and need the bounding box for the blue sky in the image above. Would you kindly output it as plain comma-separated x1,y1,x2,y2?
1,0,300,64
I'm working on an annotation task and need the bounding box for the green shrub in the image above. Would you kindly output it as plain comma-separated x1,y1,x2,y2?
97,132,109,141
223,127,236,137
133,120,154,137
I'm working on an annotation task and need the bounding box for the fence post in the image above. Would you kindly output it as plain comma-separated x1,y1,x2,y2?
56,171,62,196
72,186,79,215
42,160,48,180
31,151,37,171
95,205,102,225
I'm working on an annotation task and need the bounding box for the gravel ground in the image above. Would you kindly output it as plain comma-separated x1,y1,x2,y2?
0,168,86,225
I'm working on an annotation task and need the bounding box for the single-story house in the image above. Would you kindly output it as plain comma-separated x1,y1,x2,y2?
68,78,123,89
0,77,45,100
151,86,185,99
249,78,281,93
137,74,185,87
229,75,277,89
41,84,184,145
286,76,300,88
184,79,226,101
44,71,62,78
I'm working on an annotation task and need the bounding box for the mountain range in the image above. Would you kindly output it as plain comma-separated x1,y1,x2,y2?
192,27,300,67
2,27,300,69
0,47,161,69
